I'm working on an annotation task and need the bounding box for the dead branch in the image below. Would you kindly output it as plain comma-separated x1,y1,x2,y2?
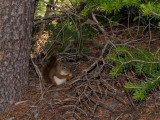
30,56,44,97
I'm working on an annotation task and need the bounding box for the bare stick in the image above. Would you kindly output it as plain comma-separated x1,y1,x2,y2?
148,19,152,51
30,56,44,99
91,12,116,51
83,13,116,74
61,40,74,54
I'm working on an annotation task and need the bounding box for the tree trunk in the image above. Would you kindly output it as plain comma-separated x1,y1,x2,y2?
0,0,35,113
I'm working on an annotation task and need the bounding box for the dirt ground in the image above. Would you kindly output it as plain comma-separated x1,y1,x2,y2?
0,25,160,120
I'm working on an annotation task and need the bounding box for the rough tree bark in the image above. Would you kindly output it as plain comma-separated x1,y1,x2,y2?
0,0,35,113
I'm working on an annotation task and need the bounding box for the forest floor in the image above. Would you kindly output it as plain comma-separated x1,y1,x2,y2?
0,24,160,120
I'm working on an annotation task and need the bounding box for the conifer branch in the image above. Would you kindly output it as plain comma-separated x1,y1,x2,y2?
106,46,160,101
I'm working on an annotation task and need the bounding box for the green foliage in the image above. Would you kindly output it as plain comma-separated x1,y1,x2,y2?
33,0,97,55
158,22,160,29
45,19,96,53
35,0,49,18
79,0,160,20
140,2,160,19
106,46,160,101
133,15,146,25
